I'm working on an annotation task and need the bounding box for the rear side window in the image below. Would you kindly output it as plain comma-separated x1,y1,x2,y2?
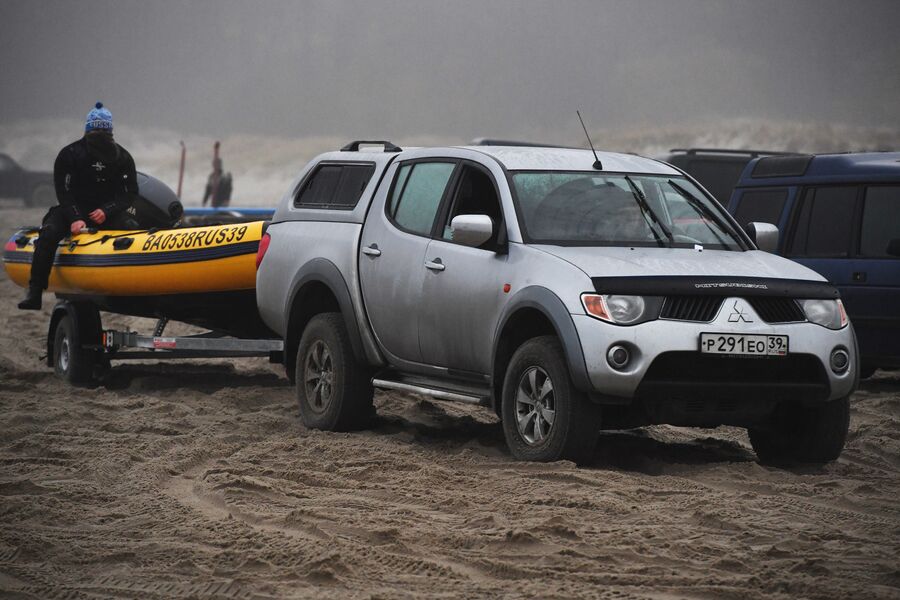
860,186,900,257
388,162,455,236
789,186,856,257
294,163,375,209
734,189,788,228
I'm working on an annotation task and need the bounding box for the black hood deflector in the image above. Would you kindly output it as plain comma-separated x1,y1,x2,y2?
591,276,839,299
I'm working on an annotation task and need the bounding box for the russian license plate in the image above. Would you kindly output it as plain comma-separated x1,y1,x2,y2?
700,333,789,356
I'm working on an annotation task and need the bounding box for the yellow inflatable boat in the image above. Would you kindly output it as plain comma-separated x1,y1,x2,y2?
4,221,269,336
4,221,264,296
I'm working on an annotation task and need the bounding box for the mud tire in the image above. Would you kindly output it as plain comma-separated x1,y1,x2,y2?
295,313,373,431
749,396,850,464
501,336,599,463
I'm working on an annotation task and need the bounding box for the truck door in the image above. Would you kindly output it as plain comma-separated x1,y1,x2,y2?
419,163,509,374
359,160,457,364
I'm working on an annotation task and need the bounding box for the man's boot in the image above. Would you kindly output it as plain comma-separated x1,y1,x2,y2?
17,286,43,310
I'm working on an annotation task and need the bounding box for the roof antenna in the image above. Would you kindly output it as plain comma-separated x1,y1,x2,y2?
577,110,603,170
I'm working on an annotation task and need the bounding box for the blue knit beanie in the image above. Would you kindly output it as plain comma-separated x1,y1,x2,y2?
85,102,113,132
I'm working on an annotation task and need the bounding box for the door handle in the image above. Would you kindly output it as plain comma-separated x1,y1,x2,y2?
424,258,445,271
362,244,381,257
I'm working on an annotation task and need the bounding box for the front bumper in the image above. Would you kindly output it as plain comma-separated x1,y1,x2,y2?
573,296,857,403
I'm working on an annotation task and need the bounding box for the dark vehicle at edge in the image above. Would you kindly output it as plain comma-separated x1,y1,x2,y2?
0,153,55,206
727,152,900,377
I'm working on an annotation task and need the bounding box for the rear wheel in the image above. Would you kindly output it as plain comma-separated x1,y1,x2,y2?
52,314,96,385
501,336,599,462
295,313,373,431
749,396,850,464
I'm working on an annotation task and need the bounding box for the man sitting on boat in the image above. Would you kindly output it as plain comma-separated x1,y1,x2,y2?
18,102,140,310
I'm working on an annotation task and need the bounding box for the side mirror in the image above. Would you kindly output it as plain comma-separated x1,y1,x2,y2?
745,222,779,253
887,238,900,257
451,214,493,248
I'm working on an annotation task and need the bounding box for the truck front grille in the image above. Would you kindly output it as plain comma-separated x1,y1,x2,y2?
659,296,805,324
660,296,724,322
747,297,805,323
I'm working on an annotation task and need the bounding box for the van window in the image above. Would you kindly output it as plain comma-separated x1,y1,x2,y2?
294,163,375,209
789,186,856,257
734,189,788,228
860,186,900,257
389,162,456,236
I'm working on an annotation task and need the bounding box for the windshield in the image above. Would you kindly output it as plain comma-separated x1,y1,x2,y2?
511,172,745,250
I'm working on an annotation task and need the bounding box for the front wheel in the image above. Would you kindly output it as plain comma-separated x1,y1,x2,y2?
748,396,850,464
295,313,373,431
501,336,599,462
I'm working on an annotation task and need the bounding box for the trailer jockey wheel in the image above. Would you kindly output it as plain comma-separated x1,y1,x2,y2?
53,314,97,385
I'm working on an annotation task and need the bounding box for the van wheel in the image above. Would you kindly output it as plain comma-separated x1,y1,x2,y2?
748,396,850,464
501,336,599,462
295,313,373,431
53,314,96,385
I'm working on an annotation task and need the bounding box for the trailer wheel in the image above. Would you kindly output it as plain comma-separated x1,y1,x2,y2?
295,313,373,431
52,314,96,385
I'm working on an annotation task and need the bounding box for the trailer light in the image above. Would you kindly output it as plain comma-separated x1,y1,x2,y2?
256,233,271,269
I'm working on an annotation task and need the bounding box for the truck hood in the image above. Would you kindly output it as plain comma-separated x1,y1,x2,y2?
533,246,826,283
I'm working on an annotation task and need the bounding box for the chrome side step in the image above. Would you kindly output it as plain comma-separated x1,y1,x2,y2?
372,378,488,406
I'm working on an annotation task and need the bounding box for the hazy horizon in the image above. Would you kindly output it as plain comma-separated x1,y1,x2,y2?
2,0,898,145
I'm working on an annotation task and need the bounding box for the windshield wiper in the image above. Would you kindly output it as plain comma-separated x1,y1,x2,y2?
666,179,730,248
624,175,673,247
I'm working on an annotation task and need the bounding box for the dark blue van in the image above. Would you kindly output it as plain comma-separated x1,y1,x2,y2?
727,152,900,377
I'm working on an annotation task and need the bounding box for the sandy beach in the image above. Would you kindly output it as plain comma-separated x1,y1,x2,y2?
1,205,898,599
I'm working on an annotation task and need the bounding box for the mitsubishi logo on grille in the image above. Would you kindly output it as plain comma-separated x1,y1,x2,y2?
727,300,753,323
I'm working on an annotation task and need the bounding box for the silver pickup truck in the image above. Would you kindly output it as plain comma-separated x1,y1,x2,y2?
256,141,858,464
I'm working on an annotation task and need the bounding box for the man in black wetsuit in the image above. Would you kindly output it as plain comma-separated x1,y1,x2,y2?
18,102,139,310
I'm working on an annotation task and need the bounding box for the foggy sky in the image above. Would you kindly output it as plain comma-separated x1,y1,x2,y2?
1,0,898,144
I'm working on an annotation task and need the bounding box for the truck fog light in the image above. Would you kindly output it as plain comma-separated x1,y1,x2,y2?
830,348,849,374
607,345,630,370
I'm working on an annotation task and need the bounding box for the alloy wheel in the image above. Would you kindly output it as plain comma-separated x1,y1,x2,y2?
304,340,334,414
515,366,556,445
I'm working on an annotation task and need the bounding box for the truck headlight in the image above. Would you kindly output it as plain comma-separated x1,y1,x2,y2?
582,294,646,325
800,299,847,330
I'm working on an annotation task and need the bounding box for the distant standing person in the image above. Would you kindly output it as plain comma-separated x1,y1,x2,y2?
18,102,139,310
202,157,233,208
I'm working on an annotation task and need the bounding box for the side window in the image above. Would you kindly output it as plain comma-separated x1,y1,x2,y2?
734,189,788,228
860,186,900,257
788,186,857,257
440,165,503,247
388,162,455,236
294,163,375,209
